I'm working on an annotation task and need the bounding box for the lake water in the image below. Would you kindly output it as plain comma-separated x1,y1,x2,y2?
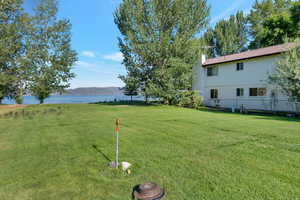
2,95,144,105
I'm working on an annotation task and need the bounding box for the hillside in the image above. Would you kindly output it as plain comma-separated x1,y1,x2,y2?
62,87,124,96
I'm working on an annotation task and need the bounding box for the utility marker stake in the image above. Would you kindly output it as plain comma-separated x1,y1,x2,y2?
115,119,121,169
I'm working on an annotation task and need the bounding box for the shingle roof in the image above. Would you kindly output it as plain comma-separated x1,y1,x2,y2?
203,43,296,67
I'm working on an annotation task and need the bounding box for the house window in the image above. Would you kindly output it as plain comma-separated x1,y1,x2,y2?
236,62,244,71
236,88,244,97
207,67,218,76
210,89,218,99
249,88,267,96
258,88,267,96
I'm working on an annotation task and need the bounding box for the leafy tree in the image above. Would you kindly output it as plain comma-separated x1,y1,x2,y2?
0,0,29,104
248,0,293,49
260,12,293,47
117,37,153,102
269,40,300,102
206,11,248,57
119,76,139,102
115,0,210,104
202,28,215,58
0,75,12,104
27,0,77,104
290,1,300,37
257,1,300,48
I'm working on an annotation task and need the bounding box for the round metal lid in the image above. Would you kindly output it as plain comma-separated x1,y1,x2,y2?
134,182,165,200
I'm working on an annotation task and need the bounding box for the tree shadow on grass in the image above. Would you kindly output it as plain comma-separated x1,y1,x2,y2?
252,115,300,122
197,107,300,122
92,145,111,162
91,100,160,107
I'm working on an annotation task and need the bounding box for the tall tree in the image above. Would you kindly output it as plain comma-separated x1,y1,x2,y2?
0,0,29,104
215,11,248,56
119,75,139,102
115,0,210,104
289,1,300,38
248,0,293,49
202,28,215,58
27,0,77,104
202,11,248,57
269,41,300,103
259,11,293,47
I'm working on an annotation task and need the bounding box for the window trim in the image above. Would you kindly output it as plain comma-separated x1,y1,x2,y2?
258,88,267,96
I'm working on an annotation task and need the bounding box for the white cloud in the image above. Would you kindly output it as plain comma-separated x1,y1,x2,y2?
74,61,125,75
82,51,96,58
102,52,124,62
210,0,245,24
75,61,97,68
71,60,126,88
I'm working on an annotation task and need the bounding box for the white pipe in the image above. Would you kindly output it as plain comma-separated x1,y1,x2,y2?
116,131,119,168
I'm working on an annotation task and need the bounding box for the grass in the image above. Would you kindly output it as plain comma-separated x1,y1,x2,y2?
0,105,26,115
0,104,299,200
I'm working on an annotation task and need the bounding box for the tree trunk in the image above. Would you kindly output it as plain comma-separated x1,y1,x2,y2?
39,99,44,104
130,95,133,102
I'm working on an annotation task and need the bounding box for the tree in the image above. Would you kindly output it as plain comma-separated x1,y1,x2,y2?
0,75,11,104
260,12,293,47
202,28,215,58
0,0,29,104
27,0,77,104
290,1,300,38
119,75,139,102
257,1,300,48
269,40,300,102
117,37,153,102
115,0,210,104
204,11,248,57
248,0,293,49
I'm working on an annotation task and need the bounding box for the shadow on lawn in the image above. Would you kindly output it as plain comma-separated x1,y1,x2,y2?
91,100,160,107
92,145,111,162
197,107,300,122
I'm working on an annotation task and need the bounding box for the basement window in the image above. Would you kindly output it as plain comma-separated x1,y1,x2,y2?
207,67,218,76
210,89,218,99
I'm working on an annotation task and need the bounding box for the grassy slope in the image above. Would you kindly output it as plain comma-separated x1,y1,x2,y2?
0,104,299,200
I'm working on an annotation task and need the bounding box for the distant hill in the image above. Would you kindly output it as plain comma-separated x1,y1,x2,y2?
61,87,124,96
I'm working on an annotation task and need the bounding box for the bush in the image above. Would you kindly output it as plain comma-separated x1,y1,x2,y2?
173,91,202,109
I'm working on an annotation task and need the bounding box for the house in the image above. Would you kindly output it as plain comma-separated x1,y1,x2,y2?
192,43,299,113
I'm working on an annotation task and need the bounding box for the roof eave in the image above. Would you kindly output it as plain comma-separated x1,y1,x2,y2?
202,52,283,67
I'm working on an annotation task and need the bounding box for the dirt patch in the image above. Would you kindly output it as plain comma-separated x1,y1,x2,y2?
0,105,28,115
0,105,27,109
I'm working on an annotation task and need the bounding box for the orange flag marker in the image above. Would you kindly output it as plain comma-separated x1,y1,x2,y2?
115,119,120,132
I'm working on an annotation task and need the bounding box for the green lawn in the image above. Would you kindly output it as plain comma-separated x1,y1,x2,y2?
0,104,299,200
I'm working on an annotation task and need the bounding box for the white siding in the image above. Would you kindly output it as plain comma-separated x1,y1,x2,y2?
193,55,298,112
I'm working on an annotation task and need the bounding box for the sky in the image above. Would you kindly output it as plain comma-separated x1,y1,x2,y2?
24,0,255,89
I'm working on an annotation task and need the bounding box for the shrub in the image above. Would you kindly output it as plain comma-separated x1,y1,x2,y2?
174,91,202,109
